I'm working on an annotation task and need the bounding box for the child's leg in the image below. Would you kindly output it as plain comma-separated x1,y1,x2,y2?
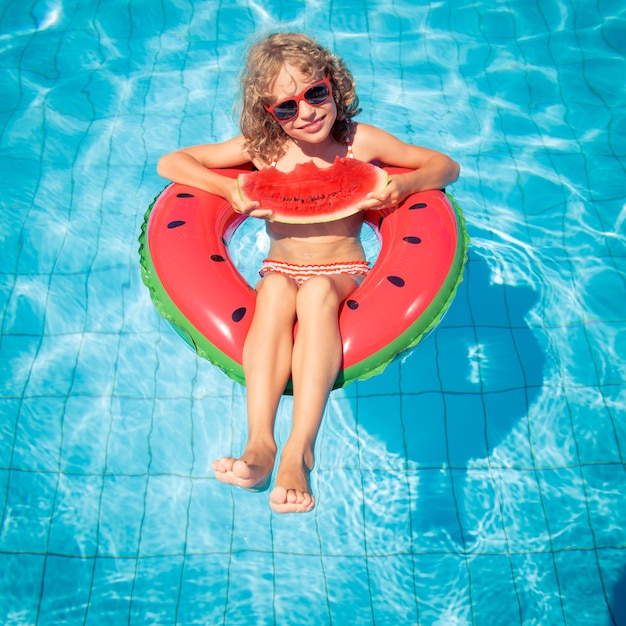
212,272,297,490
269,274,359,513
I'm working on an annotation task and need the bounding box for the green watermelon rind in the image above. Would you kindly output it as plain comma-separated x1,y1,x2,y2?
138,190,247,386
238,158,389,224
334,192,469,388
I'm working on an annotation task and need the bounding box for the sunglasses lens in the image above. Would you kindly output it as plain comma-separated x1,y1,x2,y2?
273,101,298,120
305,83,329,104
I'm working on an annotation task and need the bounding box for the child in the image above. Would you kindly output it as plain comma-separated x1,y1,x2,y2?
157,32,460,514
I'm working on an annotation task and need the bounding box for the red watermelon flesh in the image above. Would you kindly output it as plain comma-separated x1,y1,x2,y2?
238,157,388,224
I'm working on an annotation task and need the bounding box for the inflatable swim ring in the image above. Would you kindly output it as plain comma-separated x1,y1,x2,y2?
138,166,468,392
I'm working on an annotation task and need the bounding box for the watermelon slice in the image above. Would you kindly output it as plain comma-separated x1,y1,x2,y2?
238,157,388,224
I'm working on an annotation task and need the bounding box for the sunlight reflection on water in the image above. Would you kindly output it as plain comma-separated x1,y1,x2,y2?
1,0,625,623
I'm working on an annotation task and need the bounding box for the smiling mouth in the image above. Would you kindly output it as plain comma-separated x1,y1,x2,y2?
299,115,326,130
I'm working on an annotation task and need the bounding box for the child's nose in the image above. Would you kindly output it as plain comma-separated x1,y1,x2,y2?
298,100,317,118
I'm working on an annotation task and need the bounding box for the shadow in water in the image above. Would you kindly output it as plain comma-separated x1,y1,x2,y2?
354,249,545,461
349,249,546,545
610,567,626,625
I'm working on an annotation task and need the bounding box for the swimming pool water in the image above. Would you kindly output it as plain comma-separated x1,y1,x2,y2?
1,0,625,624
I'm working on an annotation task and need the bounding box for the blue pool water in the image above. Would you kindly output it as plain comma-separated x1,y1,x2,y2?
1,0,625,624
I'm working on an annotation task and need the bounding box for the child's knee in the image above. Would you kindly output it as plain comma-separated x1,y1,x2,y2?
296,276,340,310
256,272,298,303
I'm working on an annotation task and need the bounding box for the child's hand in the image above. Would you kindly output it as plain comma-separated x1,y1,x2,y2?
357,174,408,211
226,180,273,219
234,199,273,219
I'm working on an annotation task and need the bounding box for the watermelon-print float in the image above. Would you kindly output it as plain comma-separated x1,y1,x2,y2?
138,165,468,391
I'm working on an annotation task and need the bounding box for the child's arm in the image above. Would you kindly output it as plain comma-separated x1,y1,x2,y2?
157,136,271,218
352,124,460,210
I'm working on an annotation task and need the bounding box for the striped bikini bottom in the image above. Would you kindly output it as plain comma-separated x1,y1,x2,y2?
258,259,370,286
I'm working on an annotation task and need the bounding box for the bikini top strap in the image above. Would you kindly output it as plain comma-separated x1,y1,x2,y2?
345,137,354,158
345,123,354,158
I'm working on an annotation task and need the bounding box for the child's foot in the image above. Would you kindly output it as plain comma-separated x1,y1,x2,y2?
269,450,315,514
212,440,276,492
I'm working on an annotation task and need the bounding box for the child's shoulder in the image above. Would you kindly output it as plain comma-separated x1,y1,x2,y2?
352,122,397,145
352,123,400,162
352,122,391,139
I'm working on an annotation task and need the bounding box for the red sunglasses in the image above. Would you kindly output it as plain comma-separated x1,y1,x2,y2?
264,74,332,122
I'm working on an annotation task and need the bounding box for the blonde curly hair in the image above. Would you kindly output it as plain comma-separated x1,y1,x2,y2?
239,32,361,166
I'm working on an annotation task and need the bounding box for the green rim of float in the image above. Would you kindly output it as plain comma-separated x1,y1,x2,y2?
138,166,469,393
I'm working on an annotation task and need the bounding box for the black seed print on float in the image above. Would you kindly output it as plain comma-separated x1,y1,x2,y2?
211,255,226,262
346,300,359,310
387,276,405,287
168,192,194,227
403,236,422,244
409,202,427,210
231,307,247,322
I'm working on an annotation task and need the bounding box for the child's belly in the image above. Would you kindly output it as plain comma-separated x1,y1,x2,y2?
265,214,367,264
